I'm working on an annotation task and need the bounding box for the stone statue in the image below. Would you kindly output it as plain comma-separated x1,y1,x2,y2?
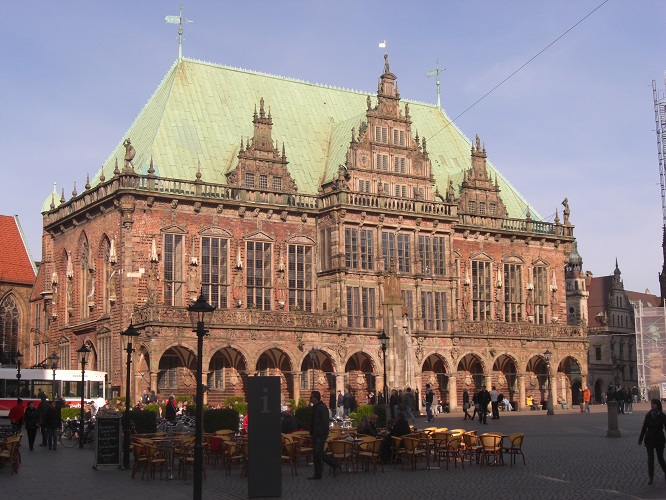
123,139,136,171
446,180,456,202
562,198,570,225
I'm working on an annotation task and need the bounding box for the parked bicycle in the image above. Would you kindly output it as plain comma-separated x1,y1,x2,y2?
156,415,195,436
60,418,96,449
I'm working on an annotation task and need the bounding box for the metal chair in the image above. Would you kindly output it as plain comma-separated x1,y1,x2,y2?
501,433,526,465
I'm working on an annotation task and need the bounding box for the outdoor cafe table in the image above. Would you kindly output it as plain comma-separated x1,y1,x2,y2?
152,437,180,480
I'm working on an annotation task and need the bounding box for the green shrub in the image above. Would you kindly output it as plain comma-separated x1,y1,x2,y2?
372,404,387,427
203,408,239,433
223,396,247,415
295,406,313,431
130,408,157,434
61,407,81,420
297,398,308,409
348,404,387,428
176,395,193,405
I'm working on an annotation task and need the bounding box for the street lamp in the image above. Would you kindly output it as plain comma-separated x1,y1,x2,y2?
378,331,390,405
544,349,554,416
188,289,216,500
77,343,91,448
308,348,318,391
15,351,23,397
121,322,140,470
49,352,60,399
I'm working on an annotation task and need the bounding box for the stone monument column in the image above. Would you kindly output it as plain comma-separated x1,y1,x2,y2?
517,374,525,411
293,373,301,402
448,373,458,411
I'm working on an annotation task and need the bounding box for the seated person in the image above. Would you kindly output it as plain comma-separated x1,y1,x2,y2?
526,396,540,410
557,397,569,409
380,412,411,463
502,397,513,411
280,403,298,433
357,414,379,437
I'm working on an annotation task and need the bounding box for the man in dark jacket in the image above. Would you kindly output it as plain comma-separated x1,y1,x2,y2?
308,391,339,479
37,395,50,446
44,401,62,450
23,401,40,450
165,395,178,422
478,388,491,424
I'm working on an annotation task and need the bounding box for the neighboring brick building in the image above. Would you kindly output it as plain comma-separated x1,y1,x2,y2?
33,55,586,409
0,215,37,378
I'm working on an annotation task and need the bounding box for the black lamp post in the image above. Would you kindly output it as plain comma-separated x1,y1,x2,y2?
77,343,91,448
188,289,216,500
308,348,318,391
121,322,140,470
15,351,23,397
378,331,390,404
49,352,60,400
544,349,554,415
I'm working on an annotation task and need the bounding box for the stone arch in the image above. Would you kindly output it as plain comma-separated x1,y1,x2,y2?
525,354,549,407
255,347,294,400
157,345,198,397
557,355,583,404
300,348,336,395
421,353,449,404
456,352,486,391
344,350,377,397
207,346,249,403
491,353,519,402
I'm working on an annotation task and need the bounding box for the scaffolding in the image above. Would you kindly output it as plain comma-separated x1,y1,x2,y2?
653,77,666,226
634,301,666,401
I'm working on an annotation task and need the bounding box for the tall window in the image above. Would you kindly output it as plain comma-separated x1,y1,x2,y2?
504,264,522,322
201,237,229,308
472,261,492,321
80,240,91,318
158,352,179,390
102,240,110,314
246,241,272,310
346,228,373,270
207,355,225,389
397,234,411,273
0,296,19,365
164,234,184,306
346,286,376,328
382,232,395,271
533,266,548,324
393,129,405,146
273,177,282,191
289,244,314,312
375,126,388,143
34,303,41,332
421,291,447,331
319,227,332,271
59,343,70,370
419,236,446,276
98,335,111,375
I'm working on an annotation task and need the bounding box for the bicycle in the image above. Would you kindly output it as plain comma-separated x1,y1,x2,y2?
60,418,96,449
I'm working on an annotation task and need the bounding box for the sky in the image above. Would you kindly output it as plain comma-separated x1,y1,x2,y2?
1,1,665,294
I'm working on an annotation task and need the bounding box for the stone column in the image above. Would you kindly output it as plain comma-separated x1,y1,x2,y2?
376,374,385,398
517,374,525,412
150,371,158,396
550,370,558,406
293,373,301,403
336,373,345,393
202,370,209,405
448,374,457,412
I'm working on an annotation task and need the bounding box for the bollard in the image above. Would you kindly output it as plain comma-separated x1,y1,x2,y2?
607,401,621,437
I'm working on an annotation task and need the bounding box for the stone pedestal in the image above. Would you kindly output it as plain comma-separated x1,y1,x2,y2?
607,401,621,437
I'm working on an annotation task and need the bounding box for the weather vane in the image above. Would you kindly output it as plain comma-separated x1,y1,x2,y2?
378,40,387,54
427,58,445,109
165,4,193,60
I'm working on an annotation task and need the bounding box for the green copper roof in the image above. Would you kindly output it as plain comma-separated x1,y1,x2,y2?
85,58,538,220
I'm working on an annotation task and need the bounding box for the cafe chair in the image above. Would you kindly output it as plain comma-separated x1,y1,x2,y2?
0,435,22,475
401,436,427,471
357,438,384,474
390,436,407,467
479,433,504,466
501,433,526,465
281,440,299,477
462,432,483,466
143,443,167,480
130,442,149,479
439,434,465,470
328,439,354,474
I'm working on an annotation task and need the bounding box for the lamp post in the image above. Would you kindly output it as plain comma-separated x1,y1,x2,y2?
188,289,216,500
49,352,60,400
378,331,390,404
308,348,318,391
15,351,23,397
544,349,554,415
121,322,140,470
77,343,91,448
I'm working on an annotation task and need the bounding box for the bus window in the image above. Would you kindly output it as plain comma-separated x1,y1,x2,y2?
33,381,52,398
63,381,81,398
89,382,103,399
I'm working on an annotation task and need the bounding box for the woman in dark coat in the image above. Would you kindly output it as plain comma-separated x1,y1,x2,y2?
638,398,666,484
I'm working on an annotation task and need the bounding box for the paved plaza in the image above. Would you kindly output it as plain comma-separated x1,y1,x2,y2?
2,403,665,500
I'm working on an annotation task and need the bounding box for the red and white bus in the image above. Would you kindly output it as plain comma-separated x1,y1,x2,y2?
0,367,107,416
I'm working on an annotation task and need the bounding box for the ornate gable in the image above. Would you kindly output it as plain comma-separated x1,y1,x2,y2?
340,54,436,202
226,98,298,193
244,230,274,242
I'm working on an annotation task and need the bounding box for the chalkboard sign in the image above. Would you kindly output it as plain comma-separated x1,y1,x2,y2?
94,416,121,470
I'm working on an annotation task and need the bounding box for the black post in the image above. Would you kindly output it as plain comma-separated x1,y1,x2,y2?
79,357,87,448
194,321,205,500
382,346,387,404
50,353,60,400
15,351,23,395
123,343,132,469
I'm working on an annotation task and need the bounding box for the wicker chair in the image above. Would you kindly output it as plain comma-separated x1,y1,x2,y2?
501,433,525,465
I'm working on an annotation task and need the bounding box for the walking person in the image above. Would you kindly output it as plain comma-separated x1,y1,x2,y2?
424,384,435,423
342,388,353,418
625,388,633,414
308,391,339,480
462,389,471,420
490,386,500,420
583,386,591,413
336,390,344,419
8,398,24,432
478,387,491,424
403,387,416,426
44,401,61,450
390,389,399,420
638,399,666,484
471,391,479,421
24,401,40,450
37,395,49,446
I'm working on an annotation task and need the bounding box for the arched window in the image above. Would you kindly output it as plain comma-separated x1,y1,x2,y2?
0,295,20,365
80,239,91,318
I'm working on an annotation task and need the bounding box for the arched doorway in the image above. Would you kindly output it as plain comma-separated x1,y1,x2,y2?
157,346,197,398
300,350,335,397
256,348,293,401
457,353,485,393
594,379,603,404
422,354,448,405
344,352,375,402
208,347,248,404
492,354,518,404
526,355,549,408
558,356,582,405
